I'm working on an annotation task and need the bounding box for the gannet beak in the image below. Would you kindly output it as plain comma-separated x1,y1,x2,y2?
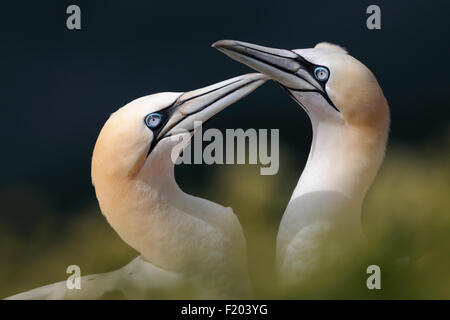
156,73,267,141
212,40,323,93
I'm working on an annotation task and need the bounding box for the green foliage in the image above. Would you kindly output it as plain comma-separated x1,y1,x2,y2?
1,142,449,299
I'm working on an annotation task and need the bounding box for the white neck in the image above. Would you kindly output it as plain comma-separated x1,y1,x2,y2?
292,118,377,204
277,107,387,260
93,138,252,297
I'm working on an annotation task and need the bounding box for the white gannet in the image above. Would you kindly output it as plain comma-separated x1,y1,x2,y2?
6,73,267,299
213,40,390,288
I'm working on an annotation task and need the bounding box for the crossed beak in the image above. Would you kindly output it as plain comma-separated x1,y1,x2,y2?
214,40,330,93
150,73,267,152
212,40,337,111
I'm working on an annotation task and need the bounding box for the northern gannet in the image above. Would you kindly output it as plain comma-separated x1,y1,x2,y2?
213,40,390,288
6,73,267,299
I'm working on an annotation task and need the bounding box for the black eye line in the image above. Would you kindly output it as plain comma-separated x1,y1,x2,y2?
144,102,179,157
283,86,340,113
145,79,253,157
236,49,334,110
228,45,328,89
294,55,329,86
152,79,243,143
145,79,241,134
290,54,338,112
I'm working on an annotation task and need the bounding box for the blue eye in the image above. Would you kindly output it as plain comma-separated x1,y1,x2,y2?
314,66,329,81
145,113,162,129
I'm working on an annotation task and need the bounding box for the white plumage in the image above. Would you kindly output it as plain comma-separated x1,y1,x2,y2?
214,40,390,288
6,73,267,299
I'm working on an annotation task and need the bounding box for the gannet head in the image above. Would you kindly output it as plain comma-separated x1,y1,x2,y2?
212,40,389,132
92,73,267,188
213,40,390,211
90,74,266,290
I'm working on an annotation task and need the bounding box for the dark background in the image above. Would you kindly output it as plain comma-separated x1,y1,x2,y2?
0,0,449,287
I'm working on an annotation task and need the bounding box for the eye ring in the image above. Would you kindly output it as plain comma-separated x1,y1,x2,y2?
145,113,163,129
314,66,329,82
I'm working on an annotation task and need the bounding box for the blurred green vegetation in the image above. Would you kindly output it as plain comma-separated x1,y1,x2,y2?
1,136,450,299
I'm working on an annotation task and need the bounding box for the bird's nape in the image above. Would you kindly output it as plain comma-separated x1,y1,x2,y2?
212,39,389,130
213,39,390,290
89,73,267,299
8,73,267,300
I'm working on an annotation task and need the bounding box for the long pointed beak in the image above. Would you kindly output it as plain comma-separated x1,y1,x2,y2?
157,73,267,141
212,40,322,93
